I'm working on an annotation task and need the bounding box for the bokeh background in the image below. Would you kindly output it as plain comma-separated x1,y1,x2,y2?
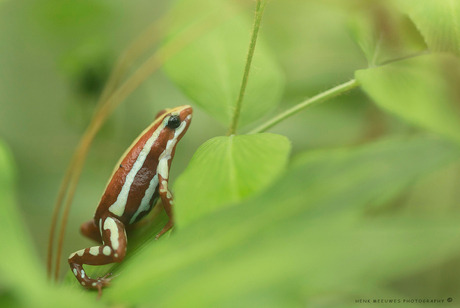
1,0,460,306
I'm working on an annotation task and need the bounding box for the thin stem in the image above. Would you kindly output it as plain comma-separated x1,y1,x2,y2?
228,0,267,135
46,154,75,280
248,79,360,134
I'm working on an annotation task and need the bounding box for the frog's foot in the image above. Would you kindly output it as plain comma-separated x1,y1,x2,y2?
155,221,173,240
92,274,113,299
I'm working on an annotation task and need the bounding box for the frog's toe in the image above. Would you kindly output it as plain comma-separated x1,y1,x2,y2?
93,277,112,299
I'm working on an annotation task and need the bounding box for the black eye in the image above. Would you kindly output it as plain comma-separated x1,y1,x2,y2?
167,115,181,129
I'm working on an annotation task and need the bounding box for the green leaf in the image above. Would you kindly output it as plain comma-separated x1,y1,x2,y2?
398,0,460,56
356,54,460,143
106,137,460,307
173,133,291,227
163,0,285,128
348,3,427,66
0,139,101,307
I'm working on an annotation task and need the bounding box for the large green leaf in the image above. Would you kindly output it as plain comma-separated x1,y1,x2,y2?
398,0,460,56
106,137,460,307
348,3,427,67
173,133,291,226
163,0,285,128
0,139,101,308
356,54,460,143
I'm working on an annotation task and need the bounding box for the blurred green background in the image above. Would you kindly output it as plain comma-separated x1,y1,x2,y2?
1,0,460,307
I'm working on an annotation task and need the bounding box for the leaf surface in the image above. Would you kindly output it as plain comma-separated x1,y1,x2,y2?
174,133,291,226
107,137,460,307
0,139,101,308
356,54,460,143
398,0,460,56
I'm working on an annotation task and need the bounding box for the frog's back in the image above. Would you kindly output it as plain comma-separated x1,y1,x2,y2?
95,117,173,225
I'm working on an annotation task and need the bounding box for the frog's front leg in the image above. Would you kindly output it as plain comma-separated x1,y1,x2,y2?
156,174,174,239
68,216,127,293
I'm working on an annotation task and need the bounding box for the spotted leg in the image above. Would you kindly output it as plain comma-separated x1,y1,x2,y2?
156,174,174,239
68,216,127,293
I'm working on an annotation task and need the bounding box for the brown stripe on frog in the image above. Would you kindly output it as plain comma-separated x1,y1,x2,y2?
95,117,165,221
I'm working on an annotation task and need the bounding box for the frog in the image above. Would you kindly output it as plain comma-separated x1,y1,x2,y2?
68,105,193,294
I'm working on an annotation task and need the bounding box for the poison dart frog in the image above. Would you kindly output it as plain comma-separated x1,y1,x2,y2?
68,105,193,293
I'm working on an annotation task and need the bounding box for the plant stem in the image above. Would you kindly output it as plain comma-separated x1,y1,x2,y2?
248,79,360,134
228,0,267,135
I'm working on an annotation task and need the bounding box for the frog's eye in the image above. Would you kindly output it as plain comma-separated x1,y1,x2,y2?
167,115,181,129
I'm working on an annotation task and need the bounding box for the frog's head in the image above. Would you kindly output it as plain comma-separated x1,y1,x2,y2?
156,105,193,143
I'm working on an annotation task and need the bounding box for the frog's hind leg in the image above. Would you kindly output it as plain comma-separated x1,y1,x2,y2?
68,216,127,294
80,219,102,244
